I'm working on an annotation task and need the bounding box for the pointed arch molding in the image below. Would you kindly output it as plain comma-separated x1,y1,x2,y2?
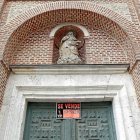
0,1,140,69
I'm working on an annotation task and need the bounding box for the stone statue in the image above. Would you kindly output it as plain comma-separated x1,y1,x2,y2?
57,31,82,64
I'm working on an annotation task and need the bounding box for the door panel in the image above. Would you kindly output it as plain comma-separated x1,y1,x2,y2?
23,103,64,140
23,102,116,140
76,103,116,140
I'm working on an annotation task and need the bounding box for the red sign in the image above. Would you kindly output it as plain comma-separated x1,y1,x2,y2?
56,103,81,119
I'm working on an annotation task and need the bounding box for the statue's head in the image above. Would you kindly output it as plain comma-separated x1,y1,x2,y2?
67,31,73,36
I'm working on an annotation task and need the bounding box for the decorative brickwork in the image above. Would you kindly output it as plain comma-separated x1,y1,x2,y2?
132,61,140,108
0,0,5,18
2,7,138,67
133,0,140,23
0,2,139,69
6,2,132,23
0,61,9,110
3,0,140,26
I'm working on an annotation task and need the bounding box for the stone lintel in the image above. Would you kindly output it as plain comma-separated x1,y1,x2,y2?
10,64,129,75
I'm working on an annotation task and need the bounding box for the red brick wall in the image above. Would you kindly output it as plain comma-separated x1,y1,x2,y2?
1,8,136,67
132,0,140,23
86,27,128,64
0,0,5,18
132,61,140,108
10,25,128,65
1,0,140,27
0,61,9,110
11,27,54,65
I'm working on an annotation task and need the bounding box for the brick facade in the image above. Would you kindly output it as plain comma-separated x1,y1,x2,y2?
0,61,9,110
11,27,54,65
0,0,5,18
132,61,140,108
0,3,139,68
11,25,128,65
0,0,140,110
133,0,140,23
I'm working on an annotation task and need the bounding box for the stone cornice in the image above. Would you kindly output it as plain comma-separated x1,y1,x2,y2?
10,64,129,75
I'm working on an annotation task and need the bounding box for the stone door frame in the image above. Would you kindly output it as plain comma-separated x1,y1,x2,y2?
1,84,136,140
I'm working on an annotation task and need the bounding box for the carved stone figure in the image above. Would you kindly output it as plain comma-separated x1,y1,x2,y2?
57,32,82,64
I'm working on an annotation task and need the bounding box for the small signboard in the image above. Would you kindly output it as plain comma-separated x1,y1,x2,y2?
56,103,81,119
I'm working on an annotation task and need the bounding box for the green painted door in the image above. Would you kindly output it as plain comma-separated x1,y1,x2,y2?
23,102,116,140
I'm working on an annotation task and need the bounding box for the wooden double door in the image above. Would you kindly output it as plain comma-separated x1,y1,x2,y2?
23,102,116,140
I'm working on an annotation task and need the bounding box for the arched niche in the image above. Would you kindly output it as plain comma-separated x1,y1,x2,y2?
52,25,86,64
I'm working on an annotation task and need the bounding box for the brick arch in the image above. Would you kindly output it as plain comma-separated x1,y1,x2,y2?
0,1,140,69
